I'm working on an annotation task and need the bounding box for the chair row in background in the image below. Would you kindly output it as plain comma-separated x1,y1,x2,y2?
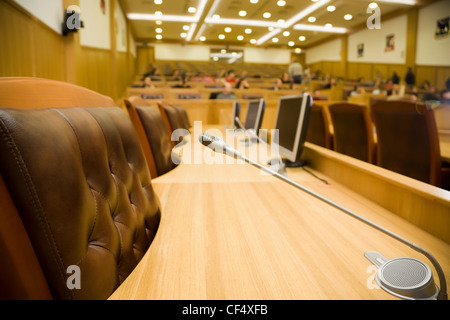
306,100,450,190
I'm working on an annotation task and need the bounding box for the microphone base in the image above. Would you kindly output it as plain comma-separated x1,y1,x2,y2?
285,160,306,168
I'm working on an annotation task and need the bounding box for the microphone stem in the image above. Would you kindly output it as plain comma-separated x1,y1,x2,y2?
242,154,447,300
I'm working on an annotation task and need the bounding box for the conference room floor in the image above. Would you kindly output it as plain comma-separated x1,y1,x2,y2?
110,125,450,300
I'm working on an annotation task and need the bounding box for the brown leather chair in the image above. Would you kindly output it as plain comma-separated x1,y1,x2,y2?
125,96,176,177
174,105,192,131
158,102,190,147
305,104,333,149
328,103,376,163
372,100,444,187
0,78,161,299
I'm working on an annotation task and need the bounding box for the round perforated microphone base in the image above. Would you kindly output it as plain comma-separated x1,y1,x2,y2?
376,257,439,300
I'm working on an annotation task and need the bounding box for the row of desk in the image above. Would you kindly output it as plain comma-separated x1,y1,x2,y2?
110,125,450,300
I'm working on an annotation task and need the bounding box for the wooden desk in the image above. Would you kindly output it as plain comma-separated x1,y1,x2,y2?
109,126,450,300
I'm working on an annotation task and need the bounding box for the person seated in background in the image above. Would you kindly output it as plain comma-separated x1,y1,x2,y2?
349,85,365,97
235,77,249,89
140,76,155,88
384,79,394,95
224,70,237,84
216,82,236,100
440,78,450,103
171,74,191,88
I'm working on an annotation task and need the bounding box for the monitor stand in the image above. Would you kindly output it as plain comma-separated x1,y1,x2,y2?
284,159,306,168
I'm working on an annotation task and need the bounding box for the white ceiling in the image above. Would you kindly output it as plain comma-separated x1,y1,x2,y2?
120,0,436,49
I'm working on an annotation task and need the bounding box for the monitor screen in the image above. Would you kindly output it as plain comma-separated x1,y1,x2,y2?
232,101,241,128
244,99,265,132
272,93,312,166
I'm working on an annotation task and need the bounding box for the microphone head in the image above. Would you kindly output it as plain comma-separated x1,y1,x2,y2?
198,132,242,159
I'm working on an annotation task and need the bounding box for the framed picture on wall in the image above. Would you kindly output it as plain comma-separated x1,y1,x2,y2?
435,16,449,39
385,34,395,52
357,43,364,58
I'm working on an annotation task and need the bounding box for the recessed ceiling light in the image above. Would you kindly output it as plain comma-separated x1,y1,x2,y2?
225,27,232,32
250,39,256,44
245,28,252,34
369,2,378,9
239,10,247,17
308,16,316,22
268,26,274,31
218,34,225,39
263,12,271,19
299,36,306,41
272,37,279,43
156,34,162,39
327,5,336,12
183,25,190,30
154,0,162,4
250,0,259,3
221,49,226,53
295,48,302,53
155,28,162,33
155,11,162,17
277,19,285,25
283,31,290,36
237,35,244,40
288,41,295,46
212,14,220,20
344,14,352,20
180,33,187,38
155,20,162,25
188,7,196,13
325,23,332,28
277,0,286,6
199,36,206,41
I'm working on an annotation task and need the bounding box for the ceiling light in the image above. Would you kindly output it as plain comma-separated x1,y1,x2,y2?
288,41,295,46
277,0,286,6
283,31,290,36
239,10,247,17
256,28,281,45
263,12,271,19
344,14,352,20
155,34,162,39
325,23,332,28
155,11,162,17
369,2,378,9
188,7,196,13
199,36,206,41
155,20,162,25
250,39,256,44
155,28,162,33
295,48,302,53
237,35,244,40
183,25,190,30
272,37,279,43
376,0,416,5
218,34,225,39
180,33,187,38
225,27,232,32
245,28,252,34
212,14,220,20
299,36,306,41
268,26,274,31
327,5,336,12
294,23,347,33
308,16,316,22
154,0,162,4
277,19,286,25
250,0,259,3
221,49,226,53
204,17,280,28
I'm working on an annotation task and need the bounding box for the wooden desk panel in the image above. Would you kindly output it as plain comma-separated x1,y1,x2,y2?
110,128,450,300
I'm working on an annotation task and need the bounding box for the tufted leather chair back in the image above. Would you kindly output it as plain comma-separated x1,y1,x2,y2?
328,103,376,163
0,78,161,299
306,104,333,149
372,100,442,186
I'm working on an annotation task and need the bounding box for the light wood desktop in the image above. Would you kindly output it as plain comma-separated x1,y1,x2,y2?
109,125,450,300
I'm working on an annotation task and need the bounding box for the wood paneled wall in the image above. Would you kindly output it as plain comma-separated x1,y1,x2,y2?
0,0,137,102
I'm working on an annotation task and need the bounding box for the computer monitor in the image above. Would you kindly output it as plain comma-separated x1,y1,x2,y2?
243,98,265,133
232,101,241,128
271,93,312,167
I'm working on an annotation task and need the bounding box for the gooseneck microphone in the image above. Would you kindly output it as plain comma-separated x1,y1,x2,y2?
199,132,447,300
